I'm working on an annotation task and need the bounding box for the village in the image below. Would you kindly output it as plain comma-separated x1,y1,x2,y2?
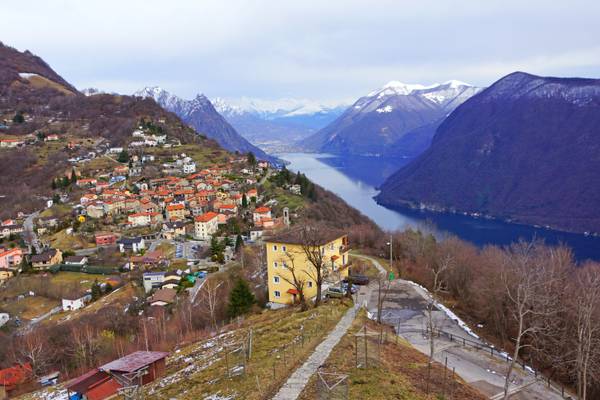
0,116,344,398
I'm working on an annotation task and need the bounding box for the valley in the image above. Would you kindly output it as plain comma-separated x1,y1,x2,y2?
1,2,600,398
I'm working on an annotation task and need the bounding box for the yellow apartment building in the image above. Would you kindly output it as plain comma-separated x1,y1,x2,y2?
265,228,350,306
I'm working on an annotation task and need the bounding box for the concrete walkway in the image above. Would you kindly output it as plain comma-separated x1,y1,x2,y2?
272,305,358,400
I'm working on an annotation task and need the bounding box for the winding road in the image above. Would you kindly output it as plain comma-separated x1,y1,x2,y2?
353,254,566,400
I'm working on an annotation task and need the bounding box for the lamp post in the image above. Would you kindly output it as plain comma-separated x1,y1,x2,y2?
386,234,393,274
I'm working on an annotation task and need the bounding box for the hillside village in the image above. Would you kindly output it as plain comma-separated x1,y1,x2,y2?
1,40,599,400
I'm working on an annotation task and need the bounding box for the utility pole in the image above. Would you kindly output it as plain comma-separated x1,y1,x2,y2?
389,234,393,273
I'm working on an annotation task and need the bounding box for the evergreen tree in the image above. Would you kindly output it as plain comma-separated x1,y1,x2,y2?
70,168,78,184
91,281,102,301
12,112,24,124
241,194,248,208
20,256,32,274
117,150,129,163
235,234,243,252
227,278,256,318
246,152,256,167
61,176,70,187
51,179,57,190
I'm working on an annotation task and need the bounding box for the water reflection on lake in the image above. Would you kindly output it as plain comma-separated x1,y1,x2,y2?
279,152,600,262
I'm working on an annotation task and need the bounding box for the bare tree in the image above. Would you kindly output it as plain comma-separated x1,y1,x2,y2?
279,251,308,311
18,330,53,377
571,265,600,400
500,241,558,400
299,226,328,307
199,279,224,332
375,273,391,324
426,253,453,363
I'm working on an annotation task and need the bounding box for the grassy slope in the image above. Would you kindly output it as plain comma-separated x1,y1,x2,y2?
146,300,351,400
299,311,486,400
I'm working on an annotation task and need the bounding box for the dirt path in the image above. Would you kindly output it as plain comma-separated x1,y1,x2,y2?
271,305,358,400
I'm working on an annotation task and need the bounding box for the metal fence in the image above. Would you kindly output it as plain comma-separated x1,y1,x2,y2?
317,371,348,400
353,324,388,369
417,327,575,399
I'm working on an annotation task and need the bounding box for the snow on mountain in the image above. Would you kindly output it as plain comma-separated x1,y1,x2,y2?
134,87,274,161
303,79,483,157
212,97,349,119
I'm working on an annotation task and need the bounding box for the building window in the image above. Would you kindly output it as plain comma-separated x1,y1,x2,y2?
273,245,278,251
308,281,313,288
273,261,278,268
282,261,287,268
273,276,280,284
282,245,286,252
274,290,281,298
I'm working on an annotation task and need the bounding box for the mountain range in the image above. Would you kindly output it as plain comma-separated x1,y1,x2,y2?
376,72,600,234
303,80,482,157
212,98,347,153
134,87,274,162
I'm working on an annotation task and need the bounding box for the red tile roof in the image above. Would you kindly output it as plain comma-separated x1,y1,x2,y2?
0,363,32,389
195,212,218,223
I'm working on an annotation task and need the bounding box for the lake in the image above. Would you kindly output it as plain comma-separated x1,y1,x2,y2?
279,152,600,262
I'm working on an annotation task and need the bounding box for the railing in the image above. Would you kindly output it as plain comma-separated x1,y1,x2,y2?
410,327,575,399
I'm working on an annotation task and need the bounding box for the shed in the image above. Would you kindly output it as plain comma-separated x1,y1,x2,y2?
100,351,168,386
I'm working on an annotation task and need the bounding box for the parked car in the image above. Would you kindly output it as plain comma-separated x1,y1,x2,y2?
325,286,345,298
344,274,370,285
341,282,359,294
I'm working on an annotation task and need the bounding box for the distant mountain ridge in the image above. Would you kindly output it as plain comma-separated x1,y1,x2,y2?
134,87,273,161
304,80,482,157
376,71,600,234
213,97,347,153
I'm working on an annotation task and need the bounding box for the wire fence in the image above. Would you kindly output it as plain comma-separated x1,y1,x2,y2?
219,306,345,398
408,327,575,399
316,371,348,400
353,324,389,369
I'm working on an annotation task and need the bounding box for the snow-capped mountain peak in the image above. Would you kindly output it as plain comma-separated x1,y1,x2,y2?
368,81,431,98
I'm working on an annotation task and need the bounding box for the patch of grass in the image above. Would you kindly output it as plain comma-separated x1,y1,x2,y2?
21,75,76,96
298,311,486,400
1,296,59,321
39,203,72,219
47,229,94,251
155,241,175,258
147,300,351,399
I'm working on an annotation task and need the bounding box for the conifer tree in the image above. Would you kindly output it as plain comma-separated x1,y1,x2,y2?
227,277,256,318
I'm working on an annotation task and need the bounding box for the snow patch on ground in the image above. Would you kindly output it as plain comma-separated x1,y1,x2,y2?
375,105,393,113
19,72,41,79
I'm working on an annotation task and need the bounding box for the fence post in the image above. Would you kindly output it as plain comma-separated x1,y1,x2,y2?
225,351,230,378
364,325,368,368
355,335,358,368
443,357,448,397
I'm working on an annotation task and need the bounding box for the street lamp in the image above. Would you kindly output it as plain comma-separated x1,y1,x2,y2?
386,234,393,276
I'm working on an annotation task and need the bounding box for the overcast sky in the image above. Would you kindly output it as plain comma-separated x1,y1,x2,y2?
2,0,600,103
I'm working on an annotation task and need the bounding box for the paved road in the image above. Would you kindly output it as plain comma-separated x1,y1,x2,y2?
23,211,41,253
354,255,565,400
272,306,358,400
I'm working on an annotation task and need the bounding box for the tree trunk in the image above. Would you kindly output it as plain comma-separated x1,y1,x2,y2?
503,316,523,400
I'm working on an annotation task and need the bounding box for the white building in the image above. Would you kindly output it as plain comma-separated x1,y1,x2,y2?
183,161,197,174
62,294,92,311
143,271,166,293
194,212,219,240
